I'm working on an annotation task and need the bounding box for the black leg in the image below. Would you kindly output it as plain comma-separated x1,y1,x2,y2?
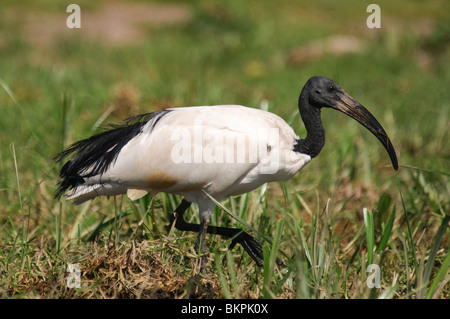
169,199,271,267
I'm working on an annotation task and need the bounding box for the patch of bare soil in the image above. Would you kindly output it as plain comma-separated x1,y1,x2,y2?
22,1,191,48
288,35,365,65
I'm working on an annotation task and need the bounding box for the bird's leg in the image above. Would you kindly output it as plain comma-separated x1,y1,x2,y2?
170,199,209,270
169,200,278,267
169,199,192,230
194,218,210,272
194,218,209,255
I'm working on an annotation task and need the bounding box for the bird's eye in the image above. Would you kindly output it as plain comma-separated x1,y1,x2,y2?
327,86,336,93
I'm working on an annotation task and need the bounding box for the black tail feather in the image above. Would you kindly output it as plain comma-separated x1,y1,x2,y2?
55,109,171,198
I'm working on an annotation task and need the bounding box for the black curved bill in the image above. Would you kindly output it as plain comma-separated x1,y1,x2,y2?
333,92,398,170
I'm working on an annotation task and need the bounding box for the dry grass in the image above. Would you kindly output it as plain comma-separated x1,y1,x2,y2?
2,236,224,299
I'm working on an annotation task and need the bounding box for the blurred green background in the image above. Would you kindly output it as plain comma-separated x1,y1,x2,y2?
0,0,448,298
1,0,448,184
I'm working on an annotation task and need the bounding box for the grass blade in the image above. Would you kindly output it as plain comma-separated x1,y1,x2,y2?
400,190,419,279
401,164,450,177
0,77,18,106
422,215,450,298
426,246,450,299
214,254,232,299
363,208,375,265
376,205,396,255
10,143,27,263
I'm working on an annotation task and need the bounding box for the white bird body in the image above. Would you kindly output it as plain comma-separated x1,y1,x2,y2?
67,105,311,207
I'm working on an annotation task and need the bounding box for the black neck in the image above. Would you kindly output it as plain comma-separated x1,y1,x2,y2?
293,88,325,158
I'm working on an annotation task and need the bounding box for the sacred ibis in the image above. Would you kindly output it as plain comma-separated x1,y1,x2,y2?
56,76,398,268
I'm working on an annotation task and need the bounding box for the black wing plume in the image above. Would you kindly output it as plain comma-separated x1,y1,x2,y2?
55,109,171,198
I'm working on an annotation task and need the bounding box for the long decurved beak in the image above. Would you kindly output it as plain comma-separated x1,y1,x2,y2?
333,92,398,170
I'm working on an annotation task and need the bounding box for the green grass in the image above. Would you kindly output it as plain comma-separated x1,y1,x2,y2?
0,0,449,299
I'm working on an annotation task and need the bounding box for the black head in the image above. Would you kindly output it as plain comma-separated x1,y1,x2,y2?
305,76,345,109
300,76,398,170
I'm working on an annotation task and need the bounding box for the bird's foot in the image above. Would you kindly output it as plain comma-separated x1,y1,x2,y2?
226,231,285,267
